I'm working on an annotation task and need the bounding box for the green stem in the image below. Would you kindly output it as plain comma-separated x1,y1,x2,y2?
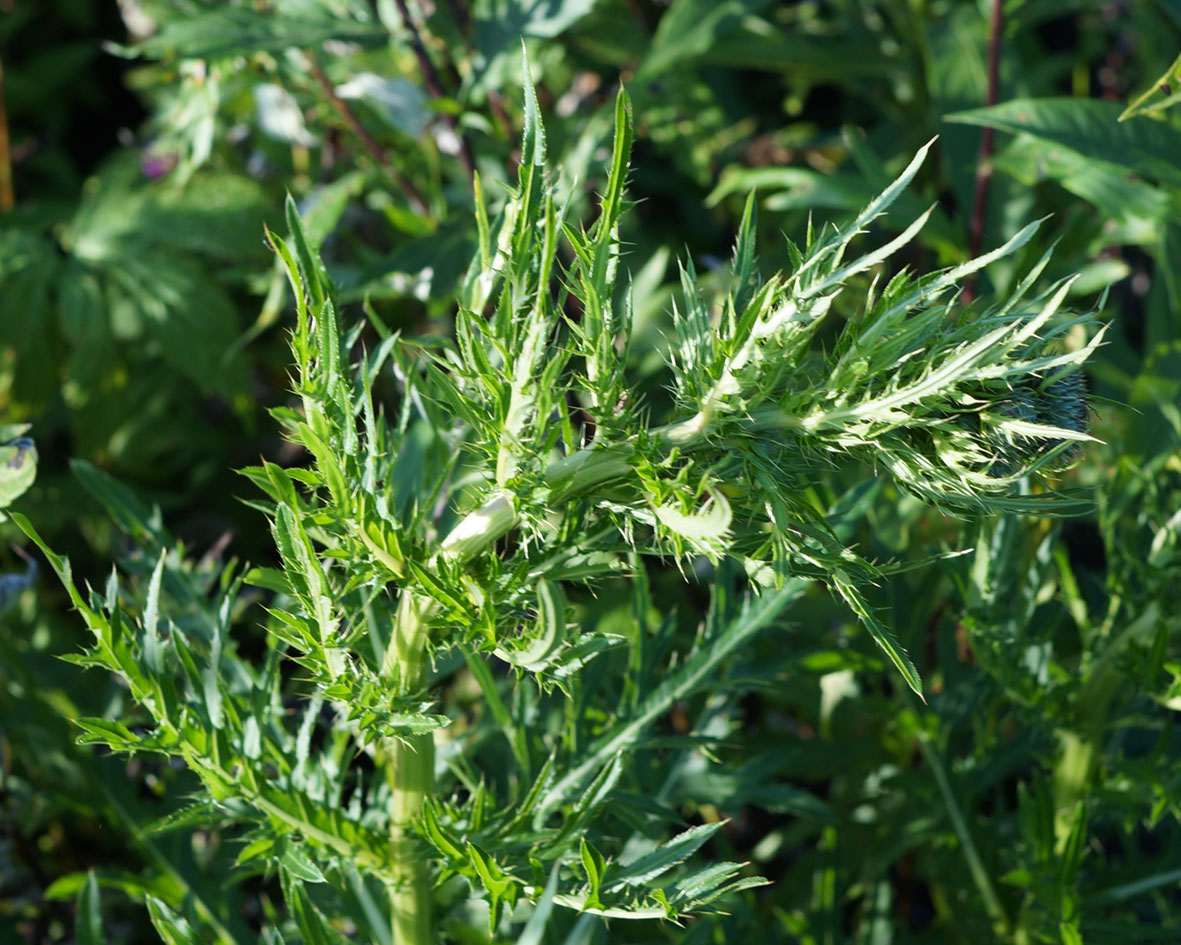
914,730,1010,937
441,423,695,562
437,446,636,564
385,591,435,945
1052,603,1157,846
545,444,635,503
436,405,796,563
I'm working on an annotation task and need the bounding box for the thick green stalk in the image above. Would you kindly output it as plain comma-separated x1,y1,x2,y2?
440,422,709,562
1053,603,1157,847
385,591,435,945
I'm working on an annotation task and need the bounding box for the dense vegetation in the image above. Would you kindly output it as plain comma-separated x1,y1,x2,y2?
2,2,1180,943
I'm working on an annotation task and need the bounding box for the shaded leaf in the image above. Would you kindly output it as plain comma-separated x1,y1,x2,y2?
946,98,1181,186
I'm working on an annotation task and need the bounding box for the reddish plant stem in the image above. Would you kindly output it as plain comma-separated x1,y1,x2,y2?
0,56,13,211
964,0,1004,302
391,0,448,102
434,3,467,92
308,58,431,219
427,0,515,178
442,0,471,36
624,0,651,31
427,1,518,181
392,0,476,185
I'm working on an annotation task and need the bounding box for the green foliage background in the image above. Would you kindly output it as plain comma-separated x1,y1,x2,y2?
2,1,1180,942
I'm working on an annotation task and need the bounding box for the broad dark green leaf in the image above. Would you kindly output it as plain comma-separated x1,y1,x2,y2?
698,23,894,78
134,255,246,395
70,459,163,548
0,232,59,404
993,134,1171,231
473,0,599,69
637,0,775,78
136,8,386,60
946,98,1181,186
57,262,114,399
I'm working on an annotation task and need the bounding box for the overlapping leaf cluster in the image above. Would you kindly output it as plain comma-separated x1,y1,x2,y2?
666,140,1103,512
14,54,1106,942
15,465,399,943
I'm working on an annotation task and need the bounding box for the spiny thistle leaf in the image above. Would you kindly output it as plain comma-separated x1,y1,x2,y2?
20,57,1107,942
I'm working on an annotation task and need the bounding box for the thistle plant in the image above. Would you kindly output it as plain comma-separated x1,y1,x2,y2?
15,59,1105,944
